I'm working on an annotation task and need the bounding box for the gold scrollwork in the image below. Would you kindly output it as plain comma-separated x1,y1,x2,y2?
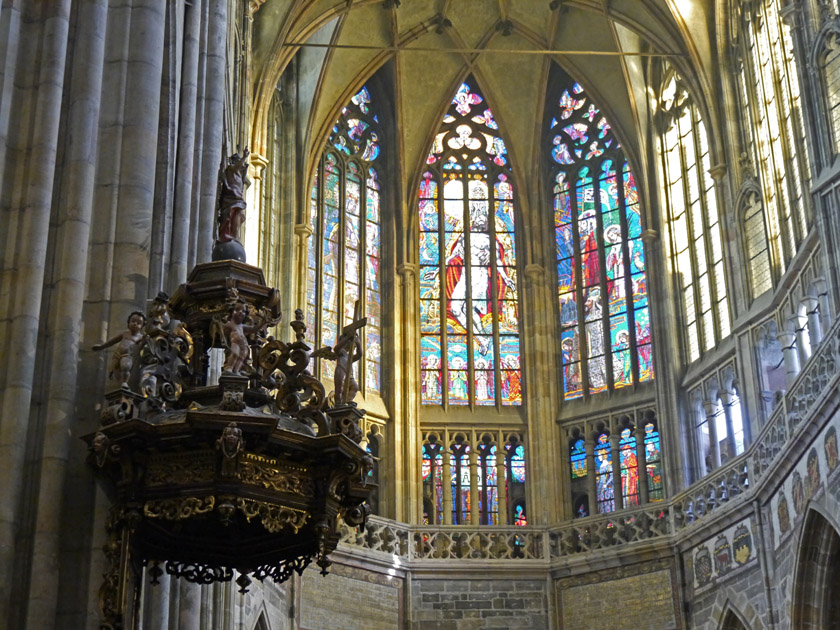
146,451,215,487
144,496,215,520
238,459,314,497
235,498,308,533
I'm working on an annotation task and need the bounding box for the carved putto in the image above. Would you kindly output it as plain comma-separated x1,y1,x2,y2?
92,311,146,387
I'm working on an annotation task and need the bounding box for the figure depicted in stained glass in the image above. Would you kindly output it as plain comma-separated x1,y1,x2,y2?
620,428,639,506
597,450,614,512
514,503,527,526
549,66,653,400
420,78,521,405
308,86,382,393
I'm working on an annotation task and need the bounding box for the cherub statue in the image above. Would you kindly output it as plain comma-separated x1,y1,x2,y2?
217,149,250,243
221,299,273,375
92,311,147,386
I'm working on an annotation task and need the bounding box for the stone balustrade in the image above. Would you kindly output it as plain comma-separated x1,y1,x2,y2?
339,316,840,564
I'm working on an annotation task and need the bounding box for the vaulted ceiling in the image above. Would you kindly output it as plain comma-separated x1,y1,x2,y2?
251,0,718,200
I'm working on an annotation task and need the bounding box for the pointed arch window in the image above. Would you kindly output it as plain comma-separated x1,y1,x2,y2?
658,73,731,362
820,30,840,153
548,70,653,400
307,86,382,393
419,79,522,407
737,0,811,279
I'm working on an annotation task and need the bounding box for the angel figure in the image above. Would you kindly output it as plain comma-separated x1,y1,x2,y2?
92,311,146,386
222,300,261,375
315,327,363,404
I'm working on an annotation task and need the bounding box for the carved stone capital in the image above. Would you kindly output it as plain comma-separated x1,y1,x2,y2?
294,224,314,240
708,163,728,181
397,262,418,278
641,229,659,244
525,263,545,279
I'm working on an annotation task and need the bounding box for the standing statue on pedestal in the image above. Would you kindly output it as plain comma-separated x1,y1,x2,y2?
212,148,250,263
92,311,147,387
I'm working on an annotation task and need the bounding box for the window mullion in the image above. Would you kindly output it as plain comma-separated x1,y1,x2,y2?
570,175,590,397
593,160,613,392
617,162,639,386
488,175,502,409
463,176,476,407
439,170,449,410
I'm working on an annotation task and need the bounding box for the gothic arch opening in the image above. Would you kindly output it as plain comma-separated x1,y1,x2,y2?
719,607,748,630
791,508,840,629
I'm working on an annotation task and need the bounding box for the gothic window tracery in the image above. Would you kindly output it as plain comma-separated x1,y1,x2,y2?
422,433,526,525
658,72,731,362
419,79,522,407
307,86,382,394
820,30,840,154
736,0,811,286
548,68,652,400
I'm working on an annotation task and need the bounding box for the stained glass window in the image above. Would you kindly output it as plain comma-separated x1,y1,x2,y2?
644,421,664,501
419,79,522,406
595,432,614,513
451,442,471,524
548,69,652,400
619,428,640,508
659,73,731,362
513,502,527,526
422,442,444,524
824,32,840,152
478,442,499,525
738,0,810,292
570,438,587,479
307,86,382,393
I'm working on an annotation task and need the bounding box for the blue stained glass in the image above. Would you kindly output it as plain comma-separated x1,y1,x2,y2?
346,118,368,141
570,438,587,478
553,137,575,164
472,334,494,368
495,200,515,232
564,123,589,145
419,266,439,299
420,232,439,265
510,445,526,482
351,86,371,113
420,200,438,231
551,70,653,401
595,433,614,513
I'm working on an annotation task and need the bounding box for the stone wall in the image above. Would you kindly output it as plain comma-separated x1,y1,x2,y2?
409,577,548,630
556,560,679,630
298,562,403,630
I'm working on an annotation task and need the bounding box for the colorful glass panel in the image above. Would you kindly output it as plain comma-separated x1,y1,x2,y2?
513,503,527,526
619,428,640,507
509,444,526,483
595,432,614,513
644,422,664,501
420,78,521,406
570,438,587,479
549,66,652,400
308,85,382,392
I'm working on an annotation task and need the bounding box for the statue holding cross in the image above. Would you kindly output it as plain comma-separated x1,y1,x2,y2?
314,300,367,404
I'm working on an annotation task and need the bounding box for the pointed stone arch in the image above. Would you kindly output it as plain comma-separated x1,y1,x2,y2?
719,605,749,630
791,506,840,629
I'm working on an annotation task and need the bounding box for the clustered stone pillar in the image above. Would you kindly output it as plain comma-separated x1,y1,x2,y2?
610,433,623,511
703,400,722,471
777,327,801,385
635,424,650,504
585,437,597,515
496,430,508,525
442,430,453,525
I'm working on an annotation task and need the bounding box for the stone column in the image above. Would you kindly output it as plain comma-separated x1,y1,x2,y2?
0,1,72,623
719,390,737,460
585,437,596,515
703,400,722,470
813,276,830,331
195,0,226,264
442,431,453,525
244,152,267,263
294,224,313,309
790,313,811,363
169,0,203,291
802,296,822,346
23,1,108,626
397,263,420,523
777,328,801,384
496,430,507,525
610,433,623,511
635,424,650,504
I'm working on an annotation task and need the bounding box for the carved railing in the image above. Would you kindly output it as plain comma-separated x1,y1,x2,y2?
671,455,750,529
410,526,545,560
548,503,670,557
751,320,840,482
339,518,410,557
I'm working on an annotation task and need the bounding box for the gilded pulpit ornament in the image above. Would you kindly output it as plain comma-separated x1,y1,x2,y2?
84,258,374,630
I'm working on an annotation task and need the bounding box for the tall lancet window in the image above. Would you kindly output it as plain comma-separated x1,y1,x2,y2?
737,0,810,284
307,86,382,393
419,79,522,406
658,72,731,362
548,70,653,400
